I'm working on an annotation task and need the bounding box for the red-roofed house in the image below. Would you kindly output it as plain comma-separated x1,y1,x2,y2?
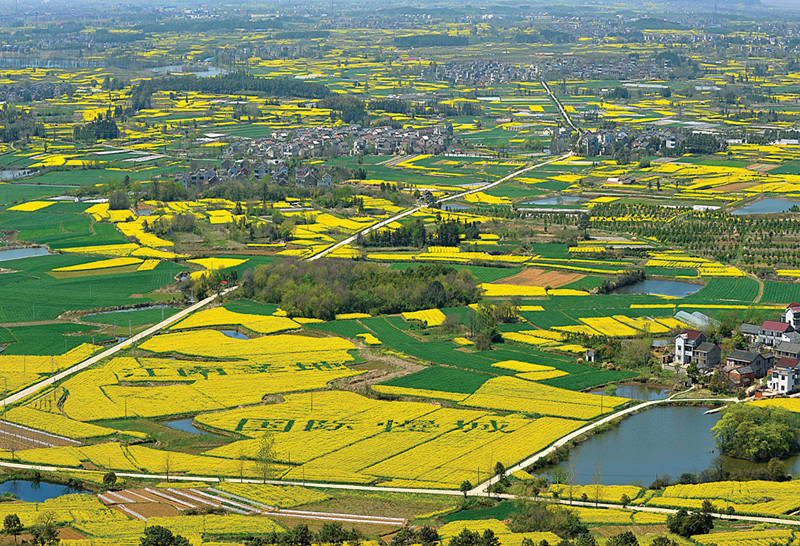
767,357,800,394
758,321,795,346
675,330,706,366
783,303,800,329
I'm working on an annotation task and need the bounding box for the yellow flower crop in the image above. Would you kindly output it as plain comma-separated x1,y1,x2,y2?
51,332,360,421
650,479,800,516
53,257,142,272
371,385,468,402
463,376,627,419
750,398,800,412
547,484,642,504
131,247,186,259
692,530,794,546
214,482,329,508
8,201,55,212
402,308,447,326
117,218,173,247
464,192,511,205
136,259,160,271
481,283,546,297
335,313,372,319
5,407,115,439
188,257,247,273
356,333,381,345
170,307,300,334
198,391,586,487
438,519,561,546
59,243,140,256
503,332,558,347
491,360,557,372
579,317,641,337
0,343,100,394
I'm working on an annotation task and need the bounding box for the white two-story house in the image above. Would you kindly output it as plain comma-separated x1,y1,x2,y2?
675,330,706,366
767,357,800,394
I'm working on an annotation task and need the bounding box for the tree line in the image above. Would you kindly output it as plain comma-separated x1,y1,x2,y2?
73,116,120,142
360,218,480,248
394,34,469,47
128,71,330,115
240,260,480,321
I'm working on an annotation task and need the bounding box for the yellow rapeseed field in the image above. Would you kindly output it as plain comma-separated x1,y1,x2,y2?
7,201,55,212
53,257,143,272
169,307,300,334
462,376,627,419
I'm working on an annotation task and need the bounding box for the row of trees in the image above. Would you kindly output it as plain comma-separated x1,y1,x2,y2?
0,104,46,142
127,71,329,115
360,218,480,248
394,34,468,47
151,72,330,100
246,522,361,546
3,512,58,545
72,116,120,142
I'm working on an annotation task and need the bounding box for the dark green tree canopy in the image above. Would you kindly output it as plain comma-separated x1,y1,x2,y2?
140,525,191,546
241,260,480,321
712,404,800,461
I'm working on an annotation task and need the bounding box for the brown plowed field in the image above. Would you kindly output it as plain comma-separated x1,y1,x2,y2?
0,420,80,450
498,267,584,287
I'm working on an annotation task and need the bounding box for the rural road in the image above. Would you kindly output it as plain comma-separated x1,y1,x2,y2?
307,152,574,261
541,79,580,135
0,451,793,528
0,287,236,407
309,79,580,263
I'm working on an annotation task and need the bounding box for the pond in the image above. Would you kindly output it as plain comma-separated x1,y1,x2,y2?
0,169,34,181
221,330,249,339
0,480,88,502
150,65,228,78
732,198,800,216
526,196,587,206
0,57,103,69
591,384,670,401
614,279,701,297
164,419,214,436
443,204,470,211
85,304,170,317
537,406,800,485
0,247,50,262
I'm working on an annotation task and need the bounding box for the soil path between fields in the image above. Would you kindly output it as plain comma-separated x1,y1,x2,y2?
0,287,236,407
307,152,574,261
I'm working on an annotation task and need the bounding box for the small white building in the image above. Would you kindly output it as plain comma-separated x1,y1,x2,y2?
767,357,800,394
783,303,800,329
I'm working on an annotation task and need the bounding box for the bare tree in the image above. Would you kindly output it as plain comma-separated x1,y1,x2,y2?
566,458,578,505
256,432,276,484
164,452,171,482
592,460,604,508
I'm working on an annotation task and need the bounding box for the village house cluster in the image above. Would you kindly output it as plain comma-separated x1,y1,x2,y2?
661,303,800,396
223,123,452,161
